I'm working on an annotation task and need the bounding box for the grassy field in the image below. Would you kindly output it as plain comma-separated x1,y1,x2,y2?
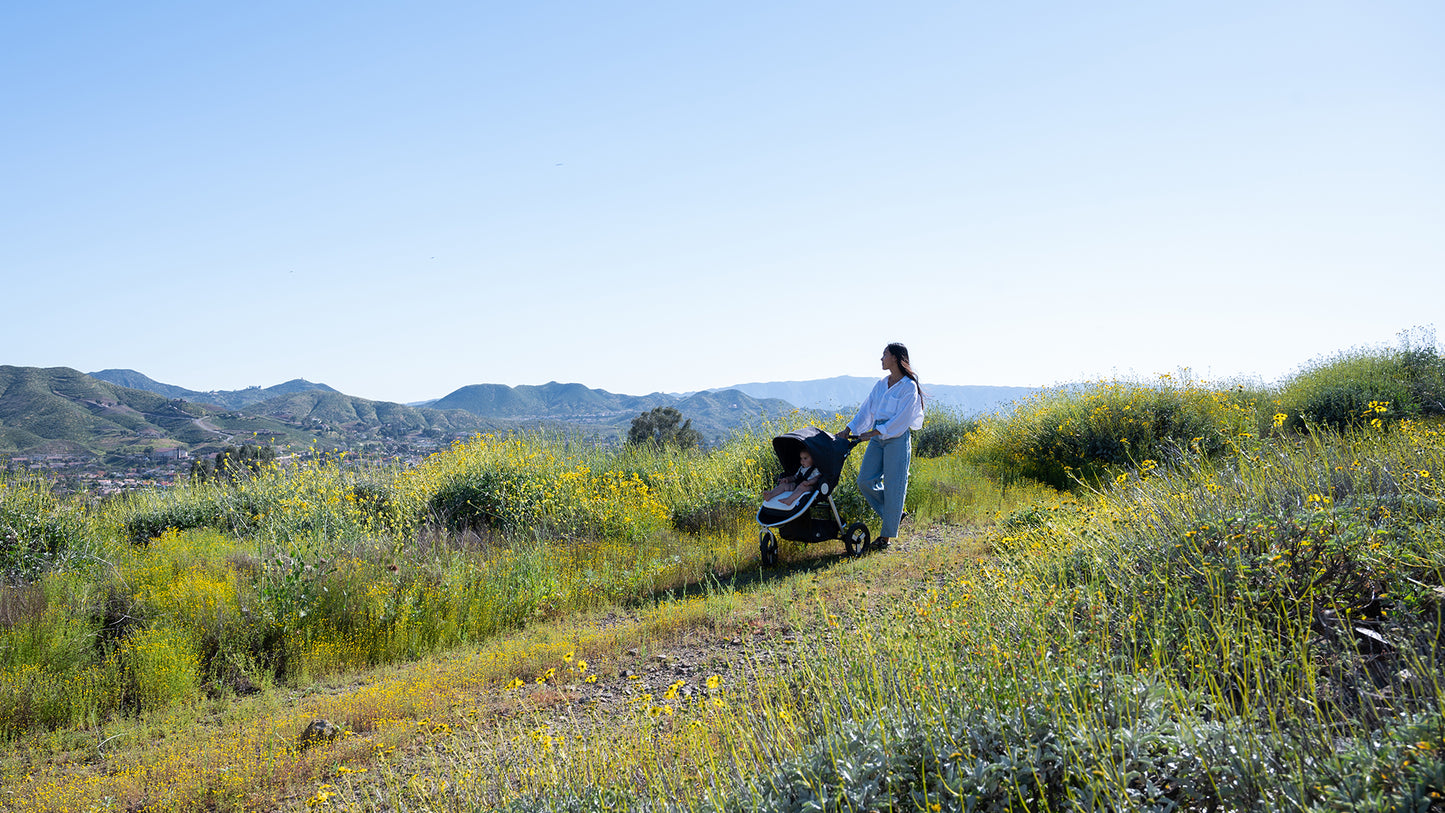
3,341,1444,811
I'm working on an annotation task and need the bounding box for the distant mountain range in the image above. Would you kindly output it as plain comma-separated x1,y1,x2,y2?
1,366,1038,460
239,390,499,436
89,369,341,410
0,366,503,459
0,368,798,459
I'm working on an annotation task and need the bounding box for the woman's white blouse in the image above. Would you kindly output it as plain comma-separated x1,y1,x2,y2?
847,377,924,440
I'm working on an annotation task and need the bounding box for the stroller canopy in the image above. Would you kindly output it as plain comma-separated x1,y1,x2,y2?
772,427,854,491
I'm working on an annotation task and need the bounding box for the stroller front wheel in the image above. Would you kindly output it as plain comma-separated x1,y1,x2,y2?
759,530,780,567
844,523,870,557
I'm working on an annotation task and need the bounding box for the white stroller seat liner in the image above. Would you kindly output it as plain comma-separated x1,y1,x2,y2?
762,495,796,510
756,489,821,526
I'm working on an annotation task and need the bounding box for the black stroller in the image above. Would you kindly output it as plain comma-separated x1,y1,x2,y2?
756,426,871,566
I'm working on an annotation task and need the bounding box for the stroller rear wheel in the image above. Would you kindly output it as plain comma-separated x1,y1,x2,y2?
759,530,779,567
844,523,870,557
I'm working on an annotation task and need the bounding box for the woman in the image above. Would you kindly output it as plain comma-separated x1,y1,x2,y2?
839,342,924,548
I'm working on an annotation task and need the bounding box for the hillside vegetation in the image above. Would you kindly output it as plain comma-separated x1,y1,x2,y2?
2,338,1444,811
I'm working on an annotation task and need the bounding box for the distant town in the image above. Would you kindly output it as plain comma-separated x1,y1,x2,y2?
3,431,462,499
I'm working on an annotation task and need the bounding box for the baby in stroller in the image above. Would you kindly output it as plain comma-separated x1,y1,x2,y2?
754,426,874,565
761,449,821,510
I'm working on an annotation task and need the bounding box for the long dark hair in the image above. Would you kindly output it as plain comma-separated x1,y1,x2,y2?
885,342,924,407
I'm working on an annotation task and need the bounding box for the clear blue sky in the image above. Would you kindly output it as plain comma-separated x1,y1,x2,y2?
4,2,1441,403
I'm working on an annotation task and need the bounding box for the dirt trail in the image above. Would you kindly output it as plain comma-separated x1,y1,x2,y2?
192,416,234,443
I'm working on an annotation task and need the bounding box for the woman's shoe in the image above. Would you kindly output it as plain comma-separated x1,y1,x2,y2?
873,537,891,550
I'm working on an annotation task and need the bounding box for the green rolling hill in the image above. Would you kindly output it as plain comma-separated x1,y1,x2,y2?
0,366,212,456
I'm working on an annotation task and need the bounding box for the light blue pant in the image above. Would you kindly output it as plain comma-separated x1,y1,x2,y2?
856,433,911,538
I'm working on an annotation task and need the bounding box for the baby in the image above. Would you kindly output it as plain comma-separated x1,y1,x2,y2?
762,449,821,509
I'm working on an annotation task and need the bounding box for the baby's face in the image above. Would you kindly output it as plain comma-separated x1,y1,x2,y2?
798,450,813,467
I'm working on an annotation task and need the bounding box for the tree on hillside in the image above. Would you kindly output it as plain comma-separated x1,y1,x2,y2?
628,406,703,451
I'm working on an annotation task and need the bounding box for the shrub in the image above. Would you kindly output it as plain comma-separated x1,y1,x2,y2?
0,473,93,581
966,378,1247,490
1397,339,1445,416
1275,332,1445,432
1276,353,1417,432
671,486,756,534
727,677,1271,813
405,432,682,542
118,625,199,711
1317,710,1445,811
913,409,978,459
116,483,239,544
428,468,515,533
496,787,651,813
